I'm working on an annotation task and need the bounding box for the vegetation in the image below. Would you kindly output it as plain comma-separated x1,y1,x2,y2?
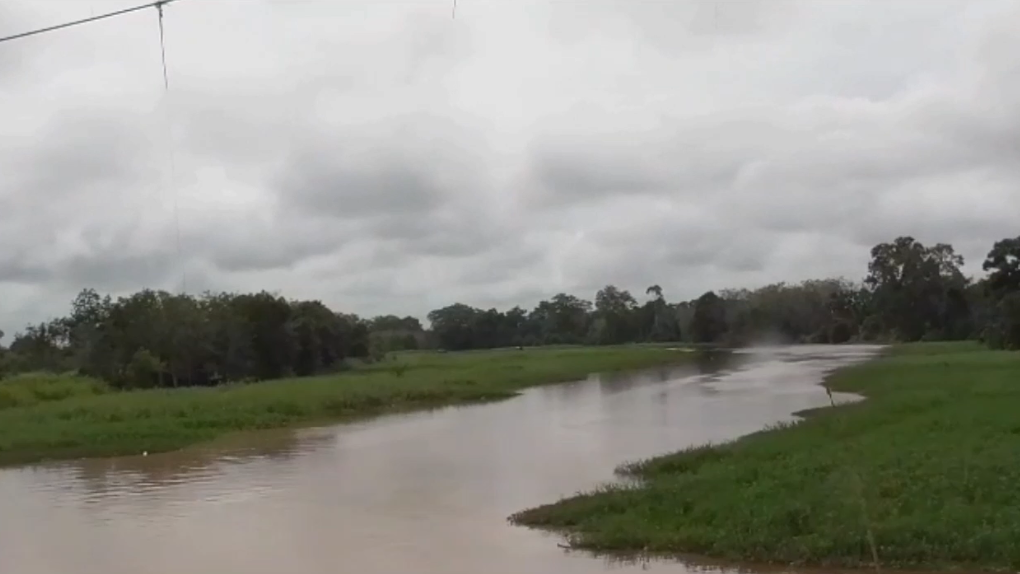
0,233,1015,480
510,343,1020,571
0,345,695,466
1,234,1017,390
0,371,109,410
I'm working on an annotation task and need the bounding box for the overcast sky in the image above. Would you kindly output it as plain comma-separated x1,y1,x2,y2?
1,0,1018,333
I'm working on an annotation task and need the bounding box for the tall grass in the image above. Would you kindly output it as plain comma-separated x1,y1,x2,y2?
0,372,109,409
511,342,1020,571
0,345,693,466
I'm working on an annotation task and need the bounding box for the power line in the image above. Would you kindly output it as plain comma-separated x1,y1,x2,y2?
153,2,185,294
157,3,171,90
0,0,182,45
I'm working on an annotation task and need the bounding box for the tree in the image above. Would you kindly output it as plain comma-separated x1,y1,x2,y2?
646,285,663,301
1,287,378,387
592,285,638,344
369,315,423,332
8,322,70,372
529,294,592,344
641,285,679,342
367,314,424,353
865,236,966,341
691,291,728,344
977,237,1020,350
125,348,165,389
428,303,483,351
983,236,1020,299
289,300,350,375
984,292,1020,350
4,235,1017,385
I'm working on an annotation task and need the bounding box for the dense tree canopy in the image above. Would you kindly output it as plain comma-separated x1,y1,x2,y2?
1,234,1017,387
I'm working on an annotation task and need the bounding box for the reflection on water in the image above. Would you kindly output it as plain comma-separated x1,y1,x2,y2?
64,427,335,501
591,349,738,395
0,345,881,574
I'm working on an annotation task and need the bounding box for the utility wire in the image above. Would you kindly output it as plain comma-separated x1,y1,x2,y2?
157,3,170,90
153,2,185,293
0,0,182,45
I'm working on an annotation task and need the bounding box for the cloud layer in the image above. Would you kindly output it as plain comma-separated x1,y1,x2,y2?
1,0,1018,332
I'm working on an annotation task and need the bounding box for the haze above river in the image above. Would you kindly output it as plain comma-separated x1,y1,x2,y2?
0,345,880,574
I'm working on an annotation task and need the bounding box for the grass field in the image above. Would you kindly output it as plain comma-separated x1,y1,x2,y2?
0,345,694,467
510,342,1020,572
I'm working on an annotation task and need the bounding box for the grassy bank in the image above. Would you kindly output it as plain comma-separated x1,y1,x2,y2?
510,342,1020,572
0,345,693,467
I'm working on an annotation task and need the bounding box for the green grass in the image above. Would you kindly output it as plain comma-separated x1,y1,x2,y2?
0,372,110,409
510,342,1020,572
0,345,695,467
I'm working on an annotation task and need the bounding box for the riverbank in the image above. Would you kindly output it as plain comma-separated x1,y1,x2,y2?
510,342,1020,571
0,345,697,467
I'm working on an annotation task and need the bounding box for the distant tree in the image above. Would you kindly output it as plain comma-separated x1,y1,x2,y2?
865,236,967,341
529,293,592,344
428,303,483,351
984,292,1020,350
646,285,663,300
592,285,638,344
124,348,164,389
369,315,423,332
640,285,679,342
983,236,1020,299
3,235,1016,385
691,291,728,344
976,237,1020,350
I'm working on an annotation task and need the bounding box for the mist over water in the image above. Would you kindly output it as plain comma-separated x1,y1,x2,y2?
0,345,880,574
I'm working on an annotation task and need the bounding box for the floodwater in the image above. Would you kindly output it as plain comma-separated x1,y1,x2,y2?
0,345,880,574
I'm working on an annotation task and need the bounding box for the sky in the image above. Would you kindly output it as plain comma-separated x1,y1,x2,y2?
1,0,1018,334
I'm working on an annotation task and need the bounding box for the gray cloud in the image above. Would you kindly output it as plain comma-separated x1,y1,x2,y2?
273,113,487,218
0,254,49,285
2,0,1019,333
278,144,446,220
3,111,156,200
0,107,165,295
59,249,180,292
530,143,667,202
525,113,765,208
195,217,356,275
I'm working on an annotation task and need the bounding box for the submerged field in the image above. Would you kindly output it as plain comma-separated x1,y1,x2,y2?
511,342,1020,572
0,345,693,467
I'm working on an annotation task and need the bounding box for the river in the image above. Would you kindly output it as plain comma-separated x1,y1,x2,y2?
0,344,880,574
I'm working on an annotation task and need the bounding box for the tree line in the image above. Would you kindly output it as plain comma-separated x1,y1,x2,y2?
0,234,1017,388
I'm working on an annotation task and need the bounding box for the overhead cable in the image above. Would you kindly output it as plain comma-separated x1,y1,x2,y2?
0,0,182,45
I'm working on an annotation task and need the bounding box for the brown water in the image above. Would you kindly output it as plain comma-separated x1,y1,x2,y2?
0,345,880,574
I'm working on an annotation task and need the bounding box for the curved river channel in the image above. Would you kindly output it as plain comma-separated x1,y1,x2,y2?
0,345,880,574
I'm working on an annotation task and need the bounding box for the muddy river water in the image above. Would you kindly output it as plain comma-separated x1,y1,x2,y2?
0,345,881,574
